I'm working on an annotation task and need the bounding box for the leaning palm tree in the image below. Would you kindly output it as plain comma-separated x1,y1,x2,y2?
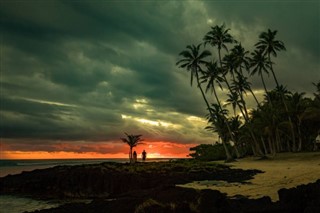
230,43,250,76
288,92,307,151
255,29,296,151
249,49,272,103
203,24,236,63
225,91,243,116
177,44,235,160
206,103,234,161
255,29,286,88
201,61,225,108
201,61,239,159
228,44,260,107
121,133,144,163
204,24,236,92
176,44,211,108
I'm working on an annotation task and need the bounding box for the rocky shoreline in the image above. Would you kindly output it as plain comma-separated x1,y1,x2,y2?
1,160,319,212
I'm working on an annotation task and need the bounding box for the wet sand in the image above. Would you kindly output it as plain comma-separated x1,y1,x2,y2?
180,152,320,201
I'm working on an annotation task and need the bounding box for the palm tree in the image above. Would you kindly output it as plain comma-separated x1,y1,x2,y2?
250,50,271,103
201,61,224,108
225,92,243,116
203,25,262,157
176,44,211,109
204,24,236,92
222,53,237,81
231,75,251,118
288,92,307,151
201,61,240,159
275,85,297,151
121,133,144,163
203,24,236,63
230,44,250,75
176,44,235,160
228,44,260,107
206,103,234,161
255,29,286,88
255,29,297,151
230,75,264,156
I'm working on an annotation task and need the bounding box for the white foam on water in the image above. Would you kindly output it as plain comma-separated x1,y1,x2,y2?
0,195,60,213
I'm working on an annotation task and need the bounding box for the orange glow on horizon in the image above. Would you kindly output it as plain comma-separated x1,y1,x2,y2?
0,141,198,160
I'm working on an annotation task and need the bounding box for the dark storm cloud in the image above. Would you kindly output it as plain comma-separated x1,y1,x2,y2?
203,1,320,57
202,0,320,93
1,0,319,154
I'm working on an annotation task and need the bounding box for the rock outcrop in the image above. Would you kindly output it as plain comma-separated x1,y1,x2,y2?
0,161,260,199
1,161,319,212
27,181,320,213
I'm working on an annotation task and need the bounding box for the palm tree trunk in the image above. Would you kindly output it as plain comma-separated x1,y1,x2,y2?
248,88,260,107
212,83,241,158
216,51,244,159
129,147,133,163
268,53,296,151
195,69,234,161
267,136,273,154
261,136,268,154
260,71,271,104
268,54,280,88
297,120,302,151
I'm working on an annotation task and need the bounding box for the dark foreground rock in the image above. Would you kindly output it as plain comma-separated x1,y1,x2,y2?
0,161,261,199
28,180,320,213
1,161,319,212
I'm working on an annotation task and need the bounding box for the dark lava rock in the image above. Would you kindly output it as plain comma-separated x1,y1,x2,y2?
0,161,261,199
25,179,320,213
7,162,320,212
278,179,320,213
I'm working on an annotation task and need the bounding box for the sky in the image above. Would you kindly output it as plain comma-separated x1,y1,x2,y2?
1,0,319,159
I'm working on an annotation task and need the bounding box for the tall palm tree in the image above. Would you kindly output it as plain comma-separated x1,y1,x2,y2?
121,133,144,163
288,92,307,151
230,75,264,156
201,61,239,159
176,44,211,109
204,24,236,92
201,61,224,108
250,50,271,103
206,104,234,161
231,75,250,118
228,44,260,107
176,44,234,160
225,92,243,116
222,53,237,81
230,44,250,76
204,24,236,63
255,29,286,88
255,29,296,151
235,75,260,107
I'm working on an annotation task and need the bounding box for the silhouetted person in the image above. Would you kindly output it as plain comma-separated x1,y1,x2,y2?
142,150,147,161
132,151,137,163
133,151,137,163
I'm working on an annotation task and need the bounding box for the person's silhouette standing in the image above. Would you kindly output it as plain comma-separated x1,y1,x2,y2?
142,150,147,161
133,151,137,163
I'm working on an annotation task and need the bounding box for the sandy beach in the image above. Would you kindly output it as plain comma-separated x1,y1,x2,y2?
180,152,320,201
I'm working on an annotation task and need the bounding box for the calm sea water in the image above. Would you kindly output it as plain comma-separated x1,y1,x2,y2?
0,158,129,177
0,158,174,213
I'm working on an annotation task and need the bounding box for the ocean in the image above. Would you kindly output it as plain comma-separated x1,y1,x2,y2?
0,158,173,213
0,158,129,177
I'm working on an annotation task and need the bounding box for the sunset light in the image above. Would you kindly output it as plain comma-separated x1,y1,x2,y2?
1,141,196,160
